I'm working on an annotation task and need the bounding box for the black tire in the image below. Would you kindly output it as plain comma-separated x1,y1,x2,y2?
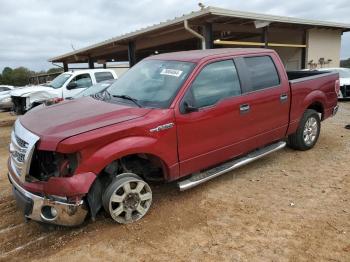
287,109,321,151
102,173,152,224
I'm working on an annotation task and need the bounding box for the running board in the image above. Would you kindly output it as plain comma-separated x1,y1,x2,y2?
178,141,286,191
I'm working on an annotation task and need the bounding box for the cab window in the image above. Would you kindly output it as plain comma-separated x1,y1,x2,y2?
95,72,114,83
187,60,241,109
243,56,280,91
69,74,93,89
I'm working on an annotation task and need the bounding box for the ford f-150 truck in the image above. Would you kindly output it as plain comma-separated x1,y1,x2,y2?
7,48,339,226
11,69,117,114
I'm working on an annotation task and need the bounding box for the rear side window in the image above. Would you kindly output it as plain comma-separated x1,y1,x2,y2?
95,72,114,83
244,56,280,91
0,87,10,92
189,60,241,108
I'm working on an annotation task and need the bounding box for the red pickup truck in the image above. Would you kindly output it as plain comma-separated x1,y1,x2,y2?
8,48,339,226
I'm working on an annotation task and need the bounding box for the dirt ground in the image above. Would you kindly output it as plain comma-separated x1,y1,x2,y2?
0,103,349,262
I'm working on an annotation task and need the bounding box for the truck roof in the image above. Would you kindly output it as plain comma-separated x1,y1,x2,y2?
148,48,275,63
65,69,117,74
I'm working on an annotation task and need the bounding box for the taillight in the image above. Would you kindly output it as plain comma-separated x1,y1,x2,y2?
335,79,340,95
45,97,64,106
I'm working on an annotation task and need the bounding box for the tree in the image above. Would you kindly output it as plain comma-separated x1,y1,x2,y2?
47,67,63,74
340,58,350,68
0,66,33,86
2,67,13,85
11,67,33,86
0,66,62,86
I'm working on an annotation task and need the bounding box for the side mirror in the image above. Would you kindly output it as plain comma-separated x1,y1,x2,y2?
67,82,77,90
183,101,198,113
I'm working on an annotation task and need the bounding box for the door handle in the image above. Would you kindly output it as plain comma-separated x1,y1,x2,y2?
240,104,250,114
280,94,288,102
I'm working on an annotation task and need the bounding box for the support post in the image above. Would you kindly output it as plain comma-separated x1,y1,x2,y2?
88,59,94,69
63,62,68,72
203,23,213,49
103,63,106,69
128,41,136,67
301,30,307,69
261,26,268,48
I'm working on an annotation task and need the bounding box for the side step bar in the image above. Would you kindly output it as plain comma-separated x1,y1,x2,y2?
178,141,286,191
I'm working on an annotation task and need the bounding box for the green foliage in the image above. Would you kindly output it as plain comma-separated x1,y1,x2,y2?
47,68,63,74
340,58,350,68
0,66,33,86
0,66,63,86
1,67,14,84
12,67,34,86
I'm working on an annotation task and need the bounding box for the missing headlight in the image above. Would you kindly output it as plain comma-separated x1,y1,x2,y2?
28,150,78,181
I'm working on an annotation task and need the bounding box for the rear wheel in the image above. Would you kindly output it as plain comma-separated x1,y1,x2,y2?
288,109,321,151
102,173,152,224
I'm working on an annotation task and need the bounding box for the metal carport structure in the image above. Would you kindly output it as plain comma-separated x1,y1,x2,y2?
49,6,350,71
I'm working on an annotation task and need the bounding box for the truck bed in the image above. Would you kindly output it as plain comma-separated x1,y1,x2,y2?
287,70,333,82
286,70,339,135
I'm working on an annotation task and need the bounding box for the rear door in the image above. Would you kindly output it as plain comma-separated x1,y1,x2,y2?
234,53,290,150
175,59,247,176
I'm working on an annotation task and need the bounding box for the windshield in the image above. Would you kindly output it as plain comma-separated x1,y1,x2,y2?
107,60,195,108
74,79,116,98
46,73,72,89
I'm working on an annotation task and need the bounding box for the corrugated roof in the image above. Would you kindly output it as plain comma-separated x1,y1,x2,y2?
49,6,350,62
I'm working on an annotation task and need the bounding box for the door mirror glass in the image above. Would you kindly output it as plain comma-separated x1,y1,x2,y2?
67,82,78,90
183,101,198,113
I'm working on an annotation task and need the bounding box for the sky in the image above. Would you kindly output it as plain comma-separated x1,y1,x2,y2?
0,0,349,72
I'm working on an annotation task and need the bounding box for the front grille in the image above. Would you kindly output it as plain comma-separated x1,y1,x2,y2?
341,85,350,98
15,135,28,148
12,151,25,162
9,120,40,182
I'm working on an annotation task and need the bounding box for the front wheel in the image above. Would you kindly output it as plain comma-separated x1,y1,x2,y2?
288,109,321,151
102,173,153,224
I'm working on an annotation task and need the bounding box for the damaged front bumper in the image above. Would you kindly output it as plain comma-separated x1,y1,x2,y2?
8,172,88,226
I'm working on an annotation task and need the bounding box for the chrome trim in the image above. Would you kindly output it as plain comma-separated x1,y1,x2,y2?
9,120,40,182
178,141,286,191
9,172,88,226
150,122,174,132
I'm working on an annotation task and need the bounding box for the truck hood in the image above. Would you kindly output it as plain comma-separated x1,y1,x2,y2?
0,93,11,100
20,97,151,150
11,85,55,97
0,90,12,96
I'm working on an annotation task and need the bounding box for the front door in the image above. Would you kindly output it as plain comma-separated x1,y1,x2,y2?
63,73,93,98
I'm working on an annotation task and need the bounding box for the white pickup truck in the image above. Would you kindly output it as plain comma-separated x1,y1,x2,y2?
11,69,118,114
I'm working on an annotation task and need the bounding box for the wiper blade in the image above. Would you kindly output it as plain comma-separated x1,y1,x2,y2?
112,94,142,108
92,90,109,100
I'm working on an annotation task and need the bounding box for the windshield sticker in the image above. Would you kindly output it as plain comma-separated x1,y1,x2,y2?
160,69,183,77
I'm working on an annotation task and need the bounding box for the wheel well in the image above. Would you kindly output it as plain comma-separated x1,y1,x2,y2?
118,153,167,182
86,153,167,220
307,102,324,120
